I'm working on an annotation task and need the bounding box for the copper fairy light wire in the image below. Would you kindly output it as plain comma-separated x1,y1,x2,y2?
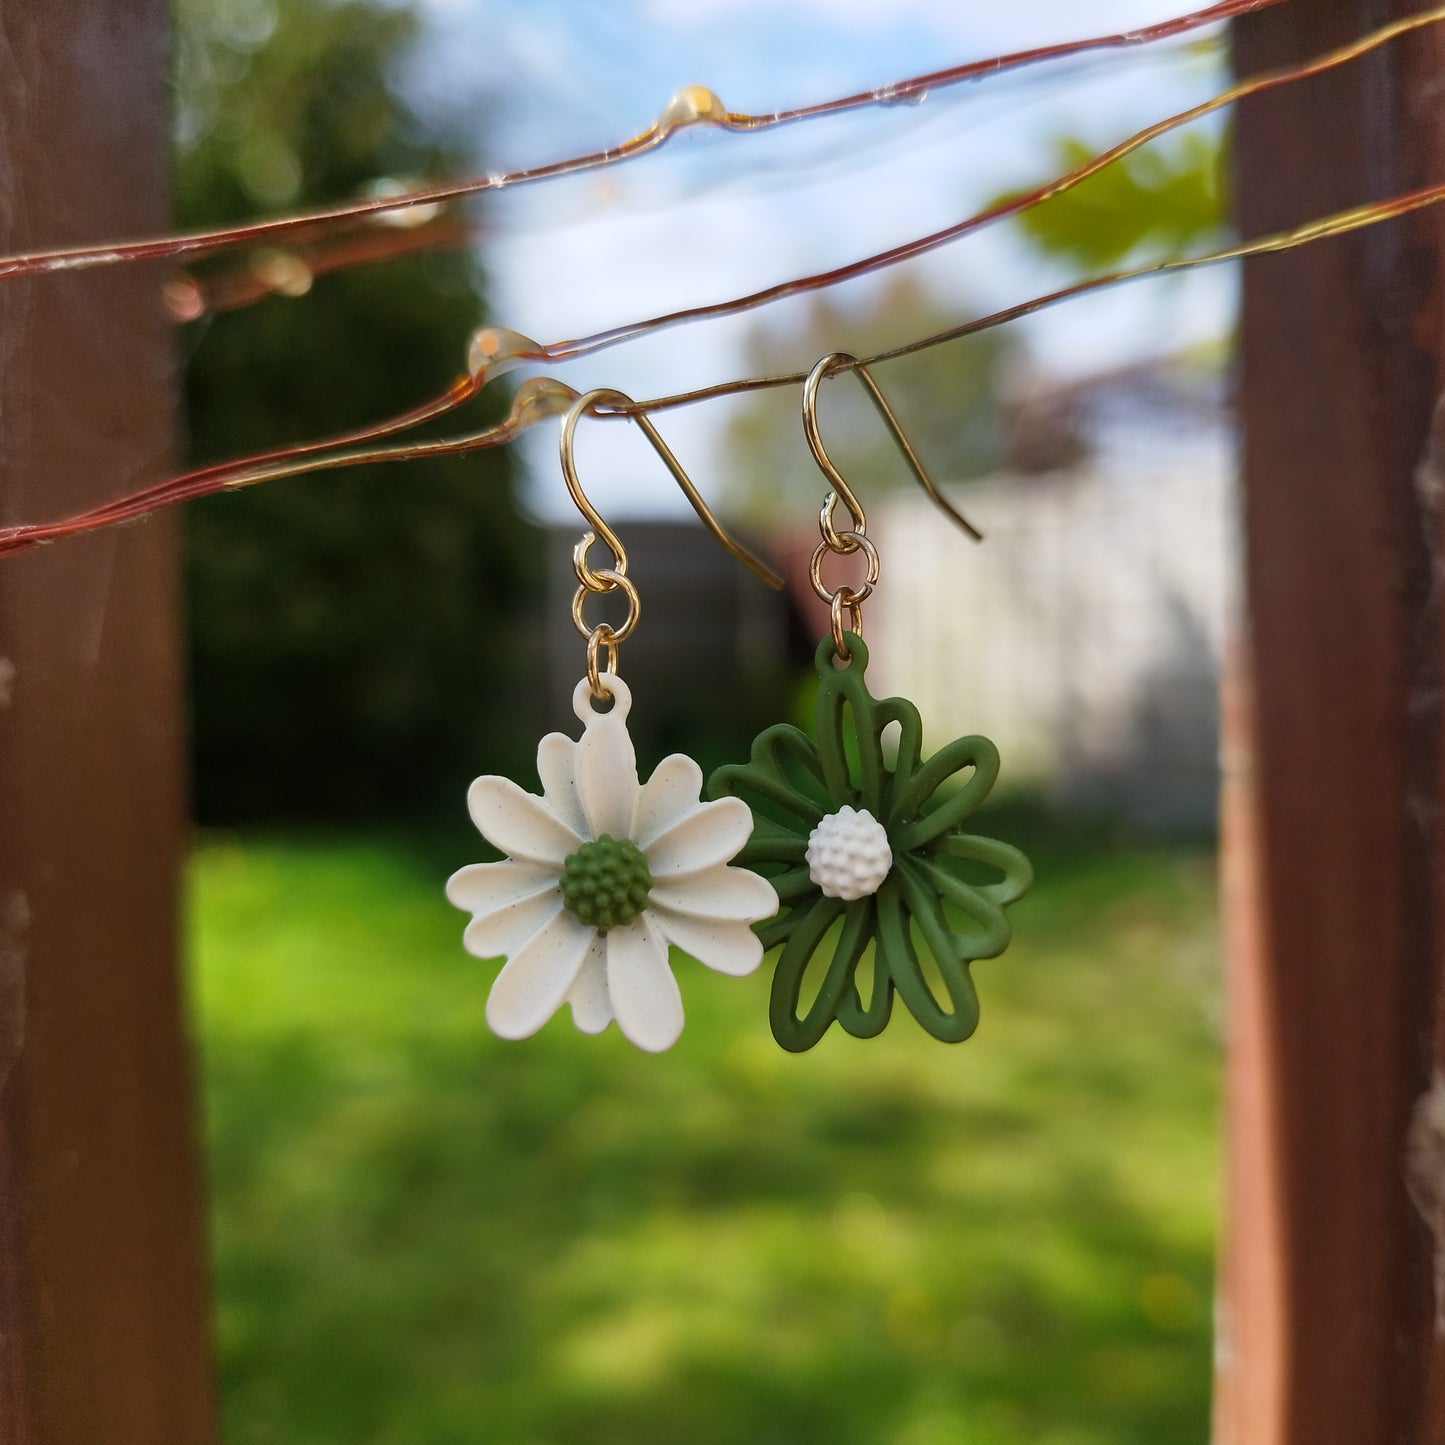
0,0,1282,284
0,5,1280,546
617,178,1445,416
178,217,480,317
212,0,1417,353
2,3,1442,558
7,174,1444,562
534,2,1445,364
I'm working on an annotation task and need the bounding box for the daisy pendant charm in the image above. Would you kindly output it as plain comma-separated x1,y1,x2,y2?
447,673,779,1052
709,633,1033,1052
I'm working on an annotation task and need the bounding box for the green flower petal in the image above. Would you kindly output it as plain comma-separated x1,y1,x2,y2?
809,634,927,821
935,833,1035,907
769,893,852,1052
769,864,821,906
890,734,1001,851
836,878,899,1039
710,722,829,829
756,911,797,952
910,855,1012,959
734,819,809,868
892,859,982,1043
813,641,879,811
873,696,923,822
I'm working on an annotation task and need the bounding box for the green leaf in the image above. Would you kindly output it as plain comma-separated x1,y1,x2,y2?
992,130,1225,271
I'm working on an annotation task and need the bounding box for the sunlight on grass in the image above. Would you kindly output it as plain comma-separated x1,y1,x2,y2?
189,816,1220,1445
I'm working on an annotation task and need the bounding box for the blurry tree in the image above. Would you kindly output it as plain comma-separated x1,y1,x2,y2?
723,274,1015,529
175,0,536,822
995,130,1224,271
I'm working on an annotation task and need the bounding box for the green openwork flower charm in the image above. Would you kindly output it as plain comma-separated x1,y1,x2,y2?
708,633,1033,1052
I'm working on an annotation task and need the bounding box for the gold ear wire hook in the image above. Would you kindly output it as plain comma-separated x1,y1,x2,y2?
559,387,784,592
801,352,984,547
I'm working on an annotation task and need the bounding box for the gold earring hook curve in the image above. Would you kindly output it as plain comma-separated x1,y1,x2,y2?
801,352,984,546
559,387,784,592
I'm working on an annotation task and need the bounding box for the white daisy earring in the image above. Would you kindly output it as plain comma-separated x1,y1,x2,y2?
447,388,784,1052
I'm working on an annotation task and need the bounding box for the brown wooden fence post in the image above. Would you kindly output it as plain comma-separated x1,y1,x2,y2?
0,5,217,1442
1218,2,1445,1439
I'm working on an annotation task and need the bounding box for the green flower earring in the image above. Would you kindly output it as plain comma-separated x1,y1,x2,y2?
708,354,1033,1052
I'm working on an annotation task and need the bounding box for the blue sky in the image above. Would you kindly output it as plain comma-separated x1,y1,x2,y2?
410,1,1235,519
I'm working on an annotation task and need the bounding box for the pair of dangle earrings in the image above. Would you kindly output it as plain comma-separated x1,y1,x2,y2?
447,354,1032,1053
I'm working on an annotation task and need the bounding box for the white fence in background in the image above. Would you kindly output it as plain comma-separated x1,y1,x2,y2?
868,427,1236,831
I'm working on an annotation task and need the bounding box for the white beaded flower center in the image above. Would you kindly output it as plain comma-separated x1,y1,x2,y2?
805,805,893,901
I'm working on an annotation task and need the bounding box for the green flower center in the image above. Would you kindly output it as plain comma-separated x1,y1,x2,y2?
559,834,653,933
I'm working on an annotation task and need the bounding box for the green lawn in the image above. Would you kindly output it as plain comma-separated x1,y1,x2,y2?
188,813,1221,1445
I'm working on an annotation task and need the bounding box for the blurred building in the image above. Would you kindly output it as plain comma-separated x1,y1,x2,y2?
543,520,796,770
868,362,1233,834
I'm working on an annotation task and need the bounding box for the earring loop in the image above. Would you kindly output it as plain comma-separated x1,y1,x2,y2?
559,388,784,594
802,354,869,546
560,389,632,592
801,352,984,550
560,387,784,697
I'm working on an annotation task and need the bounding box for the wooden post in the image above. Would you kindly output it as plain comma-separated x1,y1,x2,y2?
1218,2,1445,1440
0,5,217,1443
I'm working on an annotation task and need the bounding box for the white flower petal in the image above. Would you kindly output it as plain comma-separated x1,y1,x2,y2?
646,796,754,878
606,914,684,1052
650,865,780,923
632,753,705,849
536,732,588,837
574,704,639,841
446,858,557,914
463,890,563,961
567,935,613,1034
485,908,595,1039
654,907,764,977
468,775,580,865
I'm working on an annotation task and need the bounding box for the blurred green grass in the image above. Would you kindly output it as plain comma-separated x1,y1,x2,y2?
188,812,1221,1445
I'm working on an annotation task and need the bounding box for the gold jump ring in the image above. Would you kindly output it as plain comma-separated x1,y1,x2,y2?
571,567,641,645
829,591,864,660
809,530,879,607
585,626,621,700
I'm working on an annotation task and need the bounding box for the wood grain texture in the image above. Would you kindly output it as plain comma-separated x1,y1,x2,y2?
1220,1,1445,1439
0,4,217,1442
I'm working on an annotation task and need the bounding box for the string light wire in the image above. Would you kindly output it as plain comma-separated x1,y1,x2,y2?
0,0,1283,283
533,1,1445,364
6,172,1442,561
4,2,1440,558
